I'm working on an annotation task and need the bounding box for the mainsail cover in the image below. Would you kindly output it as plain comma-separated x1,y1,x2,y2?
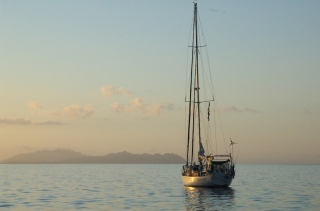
198,141,205,156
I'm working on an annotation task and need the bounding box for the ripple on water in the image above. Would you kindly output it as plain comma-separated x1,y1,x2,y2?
0,203,14,208
0,164,319,210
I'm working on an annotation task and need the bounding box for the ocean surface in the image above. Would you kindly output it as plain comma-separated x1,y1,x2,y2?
0,164,319,210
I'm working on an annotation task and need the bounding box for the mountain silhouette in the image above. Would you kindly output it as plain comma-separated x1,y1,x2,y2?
0,149,186,164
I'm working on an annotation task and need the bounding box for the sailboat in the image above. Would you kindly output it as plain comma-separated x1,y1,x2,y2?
181,3,236,187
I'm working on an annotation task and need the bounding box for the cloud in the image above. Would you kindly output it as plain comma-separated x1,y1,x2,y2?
42,109,63,118
0,117,63,126
27,101,43,110
101,86,131,98
42,105,95,119
0,118,32,125
103,86,174,117
243,108,258,113
110,102,133,113
220,106,242,113
64,104,94,119
35,120,64,125
220,106,258,113
110,98,174,117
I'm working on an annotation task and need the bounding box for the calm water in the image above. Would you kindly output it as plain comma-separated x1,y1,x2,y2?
0,164,319,210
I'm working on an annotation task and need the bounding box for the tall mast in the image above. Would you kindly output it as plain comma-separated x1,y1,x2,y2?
194,3,202,163
186,3,202,165
186,4,196,166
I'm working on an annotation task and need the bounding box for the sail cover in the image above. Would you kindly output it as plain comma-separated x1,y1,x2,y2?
198,141,205,156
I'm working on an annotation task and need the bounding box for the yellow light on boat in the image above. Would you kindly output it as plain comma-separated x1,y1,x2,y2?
186,187,195,191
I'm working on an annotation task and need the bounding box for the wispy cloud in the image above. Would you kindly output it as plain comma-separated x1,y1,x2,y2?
243,108,258,113
101,86,131,98
110,98,174,117
0,117,63,126
220,106,258,113
30,103,95,120
64,104,94,119
42,109,63,118
35,120,64,125
27,101,43,110
220,106,242,113
102,86,174,117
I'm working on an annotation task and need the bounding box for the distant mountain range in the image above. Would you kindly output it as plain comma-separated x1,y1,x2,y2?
0,149,186,164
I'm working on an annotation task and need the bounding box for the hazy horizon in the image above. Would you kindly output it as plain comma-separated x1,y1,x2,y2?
1,1,319,165
1,148,319,165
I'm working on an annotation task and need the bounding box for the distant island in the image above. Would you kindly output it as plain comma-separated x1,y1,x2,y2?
0,149,186,164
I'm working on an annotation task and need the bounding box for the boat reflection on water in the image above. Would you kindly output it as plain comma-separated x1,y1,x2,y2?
184,187,235,210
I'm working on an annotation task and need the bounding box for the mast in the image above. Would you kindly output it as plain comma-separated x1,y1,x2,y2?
194,3,202,164
186,3,203,166
191,3,198,164
186,3,196,166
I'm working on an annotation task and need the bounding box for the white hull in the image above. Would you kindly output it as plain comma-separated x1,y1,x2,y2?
182,173,233,187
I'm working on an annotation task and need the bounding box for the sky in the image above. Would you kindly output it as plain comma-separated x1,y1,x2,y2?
1,0,319,164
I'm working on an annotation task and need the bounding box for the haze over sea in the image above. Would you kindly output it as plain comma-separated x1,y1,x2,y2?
1,1,320,210
0,164,319,210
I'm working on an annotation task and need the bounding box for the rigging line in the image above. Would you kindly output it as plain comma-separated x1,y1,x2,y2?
207,117,213,155
184,96,187,164
199,107,207,150
200,40,212,154
204,44,215,99
191,98,196,164
191,45,199,164
198,14,227,154
215,99,228,154
198,46,214,100
214,102,217,154
186,15,195,166
197,17,215,155
198,64,211,154
207,103,213,154
198,15,215,99
185,17,194,100
184,49,189,100
196,17,210,101
184,34,192,165
235,150,240,164
200,106,212,155
190,3,199,165
203,103,213,152
199,50,210,102
185,100,214,103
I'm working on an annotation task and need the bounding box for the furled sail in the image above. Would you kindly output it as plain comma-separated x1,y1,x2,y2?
198,141,205,156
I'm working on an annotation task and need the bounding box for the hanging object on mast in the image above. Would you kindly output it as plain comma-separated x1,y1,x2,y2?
207,102,210,121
